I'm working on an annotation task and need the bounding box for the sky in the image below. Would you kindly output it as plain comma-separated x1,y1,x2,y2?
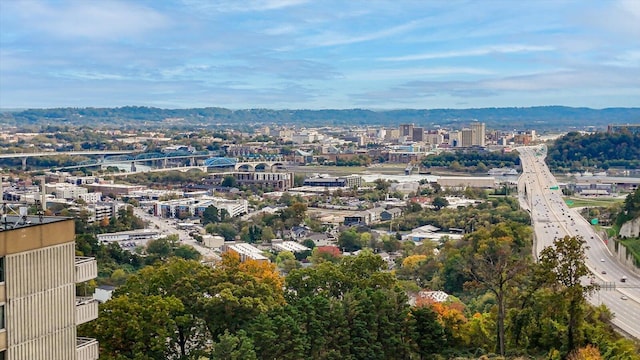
1,0,639,110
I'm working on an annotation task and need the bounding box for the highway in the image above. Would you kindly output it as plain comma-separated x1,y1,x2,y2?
517,145,640,339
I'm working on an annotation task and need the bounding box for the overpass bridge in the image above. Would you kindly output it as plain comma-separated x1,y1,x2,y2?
0,150,135,170
52,151,214,171
41,153,292,174
0,150,215,171
0,149,294,173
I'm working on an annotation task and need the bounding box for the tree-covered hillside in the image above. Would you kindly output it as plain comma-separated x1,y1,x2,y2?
547,131,640,171
3,106,639,131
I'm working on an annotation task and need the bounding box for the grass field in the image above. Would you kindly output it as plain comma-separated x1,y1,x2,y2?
562,196,624,208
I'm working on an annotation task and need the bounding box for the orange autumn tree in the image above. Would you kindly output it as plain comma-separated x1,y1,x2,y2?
416,298,468,348
220,251,285,304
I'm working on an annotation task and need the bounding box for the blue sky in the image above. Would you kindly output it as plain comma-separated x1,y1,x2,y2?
1,0,639,109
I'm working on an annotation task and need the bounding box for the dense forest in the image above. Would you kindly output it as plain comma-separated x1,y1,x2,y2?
3,106,639,131
546,131,640,171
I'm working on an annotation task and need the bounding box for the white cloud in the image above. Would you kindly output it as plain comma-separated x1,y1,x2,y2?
5,1,168,40
181,0,308,13
579,0,640,37
604,50,640,68
346,67,493,81
263,24,297,36
306,19,425,47
381,45,555,62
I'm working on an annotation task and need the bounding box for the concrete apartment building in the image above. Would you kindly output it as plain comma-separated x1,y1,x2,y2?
0,215,99,360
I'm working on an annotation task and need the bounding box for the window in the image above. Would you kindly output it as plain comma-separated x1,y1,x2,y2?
0,350,5,360
0,257,4,283
0,304,4,330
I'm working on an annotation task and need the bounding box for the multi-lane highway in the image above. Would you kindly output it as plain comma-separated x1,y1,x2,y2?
517,145,640,339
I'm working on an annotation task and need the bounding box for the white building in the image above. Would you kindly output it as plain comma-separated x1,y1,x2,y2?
46,183,88,200
96,229,161,243
272,240,310,253
156,196,248,219
78,192,102,203
418,290,450,303
202,235,225,249
224,243,269,262
130,189,183,200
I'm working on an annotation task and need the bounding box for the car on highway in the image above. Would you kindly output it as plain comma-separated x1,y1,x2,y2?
621,295,628,300
602,270,607,274
621,276,628,283
600,258,605,262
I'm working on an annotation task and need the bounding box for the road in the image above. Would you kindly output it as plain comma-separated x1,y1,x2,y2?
132,207,220,260
517,145,640,339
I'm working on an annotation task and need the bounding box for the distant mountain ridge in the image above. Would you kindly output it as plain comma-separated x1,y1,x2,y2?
1,106,638,131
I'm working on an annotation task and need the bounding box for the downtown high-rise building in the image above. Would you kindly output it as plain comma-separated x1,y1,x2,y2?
470,122,486,147
461,128,473,147
399,124,414,140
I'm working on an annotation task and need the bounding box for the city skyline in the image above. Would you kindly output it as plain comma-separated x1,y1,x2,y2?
1,0,639,110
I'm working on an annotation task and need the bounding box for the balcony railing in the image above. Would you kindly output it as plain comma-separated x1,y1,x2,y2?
75,256,97,283
76,297,99,325
76,337,99,360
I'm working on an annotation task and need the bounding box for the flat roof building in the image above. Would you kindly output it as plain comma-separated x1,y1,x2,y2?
272,240,310,253
223,243,269,262
303,175,362,188
437,176,496,189
97,229,161,244
0,215,99,360
209,171,294,191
